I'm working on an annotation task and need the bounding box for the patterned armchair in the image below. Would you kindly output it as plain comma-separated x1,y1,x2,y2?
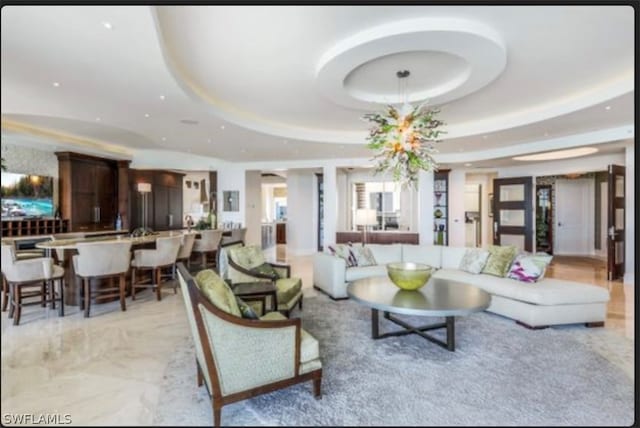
224,244,304,317
176,263,322,427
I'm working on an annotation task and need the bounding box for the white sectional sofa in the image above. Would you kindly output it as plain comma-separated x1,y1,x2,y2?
313,244,610,328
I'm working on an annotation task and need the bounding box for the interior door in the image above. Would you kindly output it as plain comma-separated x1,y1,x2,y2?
555,179,592,255
492,177,533,252
607,164,625,280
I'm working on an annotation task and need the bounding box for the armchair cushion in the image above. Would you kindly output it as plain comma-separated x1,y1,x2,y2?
195,269,242,317
250,262,280,280
259,312,319,363
275,277,302,304
229,245,265,270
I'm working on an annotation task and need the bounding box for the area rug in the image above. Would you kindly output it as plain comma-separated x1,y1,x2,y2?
153,294,634,426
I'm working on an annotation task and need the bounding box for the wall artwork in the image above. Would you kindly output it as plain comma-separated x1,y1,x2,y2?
223,190,240,212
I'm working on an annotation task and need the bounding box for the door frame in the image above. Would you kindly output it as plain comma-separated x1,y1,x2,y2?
607,164,625,280
492,176,533,252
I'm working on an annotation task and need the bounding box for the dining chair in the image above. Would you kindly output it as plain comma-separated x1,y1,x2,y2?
175,232,197,270
220,227,247,246
73,240,132,317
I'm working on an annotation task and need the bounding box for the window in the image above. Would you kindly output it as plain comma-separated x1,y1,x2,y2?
352,181,403,230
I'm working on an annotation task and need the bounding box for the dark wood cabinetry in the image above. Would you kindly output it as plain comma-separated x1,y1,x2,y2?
56,152,128,232
2,219,69,237
129,169,184,231
276,223,287,244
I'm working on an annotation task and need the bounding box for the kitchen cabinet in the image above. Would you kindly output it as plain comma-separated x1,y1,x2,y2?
56,152,123,232
276,222,287,244
129,169,184,231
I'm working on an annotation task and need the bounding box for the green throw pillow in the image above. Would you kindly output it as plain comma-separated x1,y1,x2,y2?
250,262,280,280
236,297,259,319
481,245,518,277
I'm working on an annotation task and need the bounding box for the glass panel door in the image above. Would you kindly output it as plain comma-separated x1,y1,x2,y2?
493,177,533,252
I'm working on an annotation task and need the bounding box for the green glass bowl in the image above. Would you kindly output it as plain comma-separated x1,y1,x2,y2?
386,262,433,291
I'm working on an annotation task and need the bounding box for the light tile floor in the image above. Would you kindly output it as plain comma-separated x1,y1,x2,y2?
0,246,634,425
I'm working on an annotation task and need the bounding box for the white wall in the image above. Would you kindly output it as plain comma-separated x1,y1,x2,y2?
624,144,634,285
448,169,466,247
182,171,209,226
323,166,338,249
418,170,434,245
217,167,246,226
286,170,317,255
244,170,262,247
336,169,348,231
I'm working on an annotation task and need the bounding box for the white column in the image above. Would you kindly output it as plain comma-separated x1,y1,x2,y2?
418,170,434,245
624,144,634,285
448,169,466,247
244,170,262,246
286,171,316,255
323,165,338,249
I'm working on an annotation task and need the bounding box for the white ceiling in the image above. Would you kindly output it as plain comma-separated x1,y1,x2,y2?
0,5,634,164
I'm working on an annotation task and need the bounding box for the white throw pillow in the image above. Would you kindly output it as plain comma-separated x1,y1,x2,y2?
459,249,490,274
350,245,377,267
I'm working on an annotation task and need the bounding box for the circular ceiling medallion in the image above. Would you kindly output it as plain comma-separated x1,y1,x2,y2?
315,18,507,110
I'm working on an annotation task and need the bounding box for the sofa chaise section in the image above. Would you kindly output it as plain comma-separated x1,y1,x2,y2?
313,244,610,328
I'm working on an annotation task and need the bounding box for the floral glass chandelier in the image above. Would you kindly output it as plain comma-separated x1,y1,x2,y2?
363,70,445,188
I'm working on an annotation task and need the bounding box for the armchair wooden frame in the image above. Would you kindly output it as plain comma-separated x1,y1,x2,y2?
177,263,322,427
227,254,303,317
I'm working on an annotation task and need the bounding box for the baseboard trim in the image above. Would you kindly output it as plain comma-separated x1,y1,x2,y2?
313,285,349,301
623,272,634,286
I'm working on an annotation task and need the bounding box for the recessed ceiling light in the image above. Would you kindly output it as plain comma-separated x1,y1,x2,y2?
605,105,611,110
457,148,464,152
207,138,212,143
144,113,150,118
220,125,225,130
464,163,472,167
543,132,549,137
482,135,488,139
159,95,165,101
283,140,288,144
52,82,60,87
240,149,246,153
95,117,101,121
513,147,598,161
180,119,199,125
102,22,113,30
161,137,166,141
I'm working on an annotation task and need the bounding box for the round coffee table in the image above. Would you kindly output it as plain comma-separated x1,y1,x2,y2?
347,276,491,352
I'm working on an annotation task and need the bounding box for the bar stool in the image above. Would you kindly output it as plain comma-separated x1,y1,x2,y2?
175,232,196,271
220,227,247,246
131,235,182,301
73,240,133,318
192,229,223,269
1,243,65,325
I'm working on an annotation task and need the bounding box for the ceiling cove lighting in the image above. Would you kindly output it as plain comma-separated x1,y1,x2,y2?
513,147,598,161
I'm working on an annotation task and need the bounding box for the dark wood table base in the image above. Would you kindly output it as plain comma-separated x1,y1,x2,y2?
371,309,456,352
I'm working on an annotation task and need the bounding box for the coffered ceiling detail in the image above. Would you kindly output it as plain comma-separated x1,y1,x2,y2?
1,5,634,164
